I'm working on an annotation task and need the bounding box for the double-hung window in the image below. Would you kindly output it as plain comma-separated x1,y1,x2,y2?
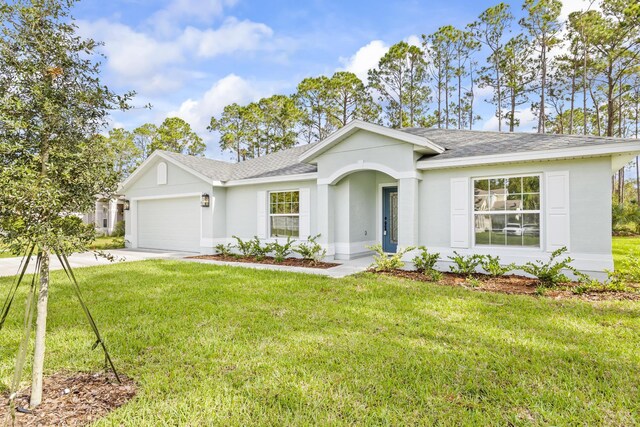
269,190,300,237
473,175,541,247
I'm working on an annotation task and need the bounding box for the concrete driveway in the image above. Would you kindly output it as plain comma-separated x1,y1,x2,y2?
0,249,192,278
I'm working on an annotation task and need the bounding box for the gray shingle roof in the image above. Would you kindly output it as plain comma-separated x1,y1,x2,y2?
401,128,634,161
159,143,318,182
162,127,636,182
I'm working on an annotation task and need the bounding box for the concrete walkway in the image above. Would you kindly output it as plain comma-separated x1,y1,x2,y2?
0,249,374,279
0,249,192,278
181,255,374,278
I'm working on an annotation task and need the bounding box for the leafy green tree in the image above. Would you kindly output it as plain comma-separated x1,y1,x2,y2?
132,123,158,160
468,3,514,131
0,0,132,407
105,128,141,178
295,76,335,143
208,103,250,162
424,26,457,128
327,71,381,126
368,41,431,128
150,117,205,156
257,94,302,155
520,0,563,133
499,35,536,131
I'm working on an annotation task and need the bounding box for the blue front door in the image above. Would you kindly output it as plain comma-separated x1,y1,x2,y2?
382,186,398,253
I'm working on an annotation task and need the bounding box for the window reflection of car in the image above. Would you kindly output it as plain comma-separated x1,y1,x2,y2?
502,223,523,235
523,224,539,236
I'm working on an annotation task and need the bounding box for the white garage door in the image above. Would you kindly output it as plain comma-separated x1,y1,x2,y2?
138,197,200,252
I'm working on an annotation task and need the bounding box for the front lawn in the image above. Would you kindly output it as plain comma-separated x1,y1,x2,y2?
1,261,638,425
613,235,640,267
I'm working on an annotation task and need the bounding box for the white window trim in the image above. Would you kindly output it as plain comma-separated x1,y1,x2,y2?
471,173,544,250
268,189,300,238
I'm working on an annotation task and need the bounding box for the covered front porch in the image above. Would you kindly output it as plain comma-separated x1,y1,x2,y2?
316,167,421,260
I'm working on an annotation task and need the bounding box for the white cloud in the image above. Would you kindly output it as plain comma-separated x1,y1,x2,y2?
169,74,265,135
180,18,274,58
560,0,600,21
148,0,238,36
482,107,537,132
404,34,421,48
339,40,389,81
78,19,183,82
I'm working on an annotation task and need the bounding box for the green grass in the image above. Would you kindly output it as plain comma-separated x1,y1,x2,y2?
612,236,640,268
0,236,125,258
87,235,125,250
1,261,638,425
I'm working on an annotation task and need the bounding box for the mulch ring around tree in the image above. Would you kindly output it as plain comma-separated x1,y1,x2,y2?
375,270,640,301
1,372,136,426
188,254,340,269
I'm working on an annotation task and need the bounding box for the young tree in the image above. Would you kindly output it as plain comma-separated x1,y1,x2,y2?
0,0,132,407
150,117,205,156
368,41,431,128
468,3,514,131
520,0,563,133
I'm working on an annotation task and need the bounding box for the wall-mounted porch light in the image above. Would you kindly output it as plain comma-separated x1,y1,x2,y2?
201,193,210,208
123,200,130,210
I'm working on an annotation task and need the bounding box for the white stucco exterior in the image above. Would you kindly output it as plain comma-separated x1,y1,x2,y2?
120,121,640,276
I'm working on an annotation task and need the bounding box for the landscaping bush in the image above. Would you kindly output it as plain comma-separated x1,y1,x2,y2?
448,252,484,276
112,220,125,237
294,234,326,264
412,247,441,279
480,255,515,277
215,243,234,257
232,236,269,260
367,244,414,272
521,247,575,287
268,237,295,263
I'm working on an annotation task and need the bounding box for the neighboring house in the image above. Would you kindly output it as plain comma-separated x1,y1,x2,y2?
120,120,640,277
82,195,125,236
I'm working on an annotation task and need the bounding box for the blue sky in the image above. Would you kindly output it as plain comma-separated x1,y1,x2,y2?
73,0,590,160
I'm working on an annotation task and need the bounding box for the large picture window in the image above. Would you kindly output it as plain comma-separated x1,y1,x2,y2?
269,190,299,237
473,175,541,247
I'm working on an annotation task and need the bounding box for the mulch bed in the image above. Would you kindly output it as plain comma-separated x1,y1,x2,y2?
1,372,136,426
376,270,640,301
188,254,340,269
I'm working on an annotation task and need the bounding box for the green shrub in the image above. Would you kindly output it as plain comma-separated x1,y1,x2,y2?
412,250,443,281
268,237,295,263
215,243,234,257
232,236,269,260
233,236,253,257
367,244,415,272
480,255,515,277
112,220,125,237
412,247,440,276
448,251,484,275
294,234,326,264
521,247,575,287
607,250,640,285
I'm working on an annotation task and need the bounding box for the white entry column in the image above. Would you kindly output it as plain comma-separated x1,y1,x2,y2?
317,183,335,257
398,177,419,248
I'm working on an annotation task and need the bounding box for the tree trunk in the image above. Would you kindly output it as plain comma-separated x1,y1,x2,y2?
539,43,546,133
496,58,502,132
569,59,576,134
30,250,49,408
636,156,639,204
